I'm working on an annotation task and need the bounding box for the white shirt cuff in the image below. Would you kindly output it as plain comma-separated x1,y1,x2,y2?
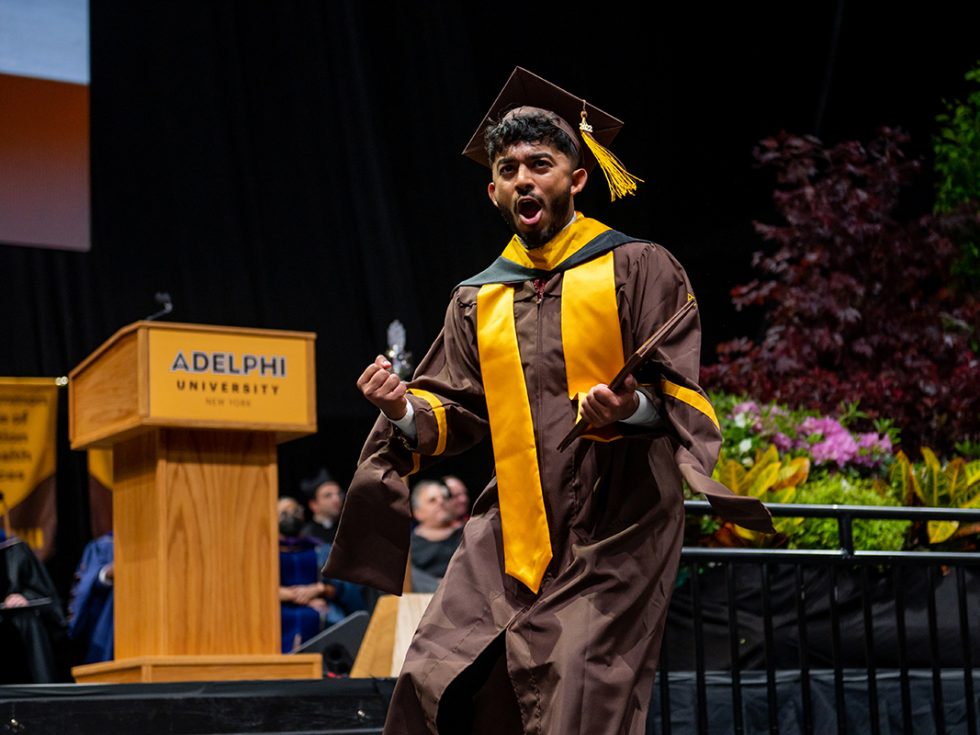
388,400,417,441
97,565,114,587
621,390,657,427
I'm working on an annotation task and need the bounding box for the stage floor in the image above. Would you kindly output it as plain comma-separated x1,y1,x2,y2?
0,678,395,735
1,669,975,734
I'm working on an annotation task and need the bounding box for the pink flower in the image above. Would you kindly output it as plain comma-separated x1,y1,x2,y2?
774,432,793,452
799,416,847,439
853,432,892,467
732,400,760,417
809,431,859,466
798,416,858,466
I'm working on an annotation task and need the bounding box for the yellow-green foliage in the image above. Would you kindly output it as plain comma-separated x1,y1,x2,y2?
788,476,909,551
890,448,980,544
713,444,810,543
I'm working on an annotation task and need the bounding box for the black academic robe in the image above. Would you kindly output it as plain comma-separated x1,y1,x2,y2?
0,535,67,683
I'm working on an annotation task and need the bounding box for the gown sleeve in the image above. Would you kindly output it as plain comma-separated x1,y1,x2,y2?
623,245,775,533
323,291,490,594
67,536,114,644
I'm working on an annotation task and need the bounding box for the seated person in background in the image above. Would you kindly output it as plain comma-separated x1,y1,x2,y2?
67,532,115,664
442,475,471,528
409,479,463,593
0,529,67,683
277,496,363,652
301,468,343,545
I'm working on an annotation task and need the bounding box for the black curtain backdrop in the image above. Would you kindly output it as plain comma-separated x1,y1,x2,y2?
1,2,976,594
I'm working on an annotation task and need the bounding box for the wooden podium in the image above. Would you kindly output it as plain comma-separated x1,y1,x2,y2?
69,321,322,683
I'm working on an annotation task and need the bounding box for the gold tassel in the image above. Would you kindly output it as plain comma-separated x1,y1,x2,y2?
580,108,643,201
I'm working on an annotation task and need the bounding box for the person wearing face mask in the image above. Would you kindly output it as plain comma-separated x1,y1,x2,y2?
277,495,364,653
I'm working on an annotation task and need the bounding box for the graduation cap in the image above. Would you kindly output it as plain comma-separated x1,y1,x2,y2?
299,468,335,500
462,66,642,201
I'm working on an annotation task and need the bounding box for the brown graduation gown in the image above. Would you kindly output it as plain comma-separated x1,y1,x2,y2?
325,236,770,734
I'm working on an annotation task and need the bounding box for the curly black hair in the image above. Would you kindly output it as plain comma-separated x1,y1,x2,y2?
484,110,580,168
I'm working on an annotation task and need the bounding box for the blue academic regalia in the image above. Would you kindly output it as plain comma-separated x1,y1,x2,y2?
279,536,365,653
68,533,115,663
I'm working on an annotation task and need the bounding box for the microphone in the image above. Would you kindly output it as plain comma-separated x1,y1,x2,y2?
145,292,174,321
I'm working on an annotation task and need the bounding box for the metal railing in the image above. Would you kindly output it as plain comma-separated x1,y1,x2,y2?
653,501,980,735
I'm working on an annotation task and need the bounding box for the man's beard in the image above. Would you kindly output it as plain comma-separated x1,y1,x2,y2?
497,190,572,248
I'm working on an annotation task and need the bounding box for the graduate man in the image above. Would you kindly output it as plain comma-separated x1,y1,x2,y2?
325,67,772,734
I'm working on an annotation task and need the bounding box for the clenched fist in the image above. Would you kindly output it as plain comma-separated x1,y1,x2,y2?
579,374,640,428
357,355,409,420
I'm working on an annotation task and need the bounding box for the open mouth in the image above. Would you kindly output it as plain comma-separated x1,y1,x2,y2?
517,197,543,227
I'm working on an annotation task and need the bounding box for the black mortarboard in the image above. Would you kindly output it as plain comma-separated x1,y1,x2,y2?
299,468,335,499
462,67,642,200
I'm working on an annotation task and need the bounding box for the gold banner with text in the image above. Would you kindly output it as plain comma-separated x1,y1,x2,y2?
0,377,58,558
87,447,113,538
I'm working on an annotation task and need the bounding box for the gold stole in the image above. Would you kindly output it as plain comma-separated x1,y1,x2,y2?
476,217,625,593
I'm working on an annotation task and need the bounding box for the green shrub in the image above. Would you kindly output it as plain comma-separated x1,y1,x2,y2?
786,475,909,551
935,63,980,289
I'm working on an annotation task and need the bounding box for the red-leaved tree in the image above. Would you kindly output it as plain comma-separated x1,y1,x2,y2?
702,129,980,455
